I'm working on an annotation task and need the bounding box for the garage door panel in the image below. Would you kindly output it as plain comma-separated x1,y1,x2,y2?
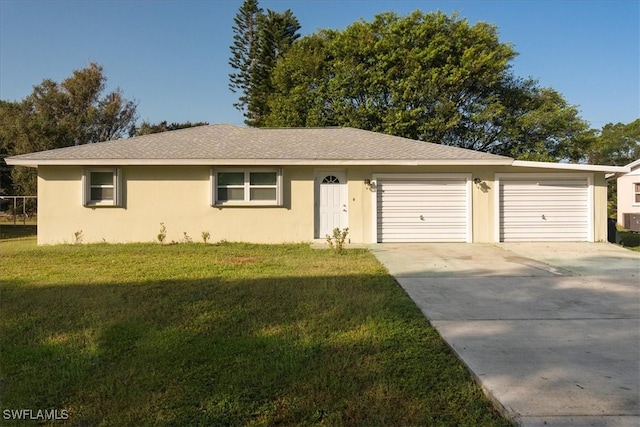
382,201,466,208
499,176,589,242
380,214,467,221
377,177,469,243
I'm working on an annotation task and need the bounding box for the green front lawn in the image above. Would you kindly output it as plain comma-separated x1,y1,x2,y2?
0,236,510,426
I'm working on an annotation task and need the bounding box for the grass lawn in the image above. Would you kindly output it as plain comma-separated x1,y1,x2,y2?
0,233,511,426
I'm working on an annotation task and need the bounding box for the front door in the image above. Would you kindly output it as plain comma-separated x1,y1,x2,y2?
315,171,348,238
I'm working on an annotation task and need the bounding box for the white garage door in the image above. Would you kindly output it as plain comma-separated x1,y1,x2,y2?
377,177,470,242
499,176,590,242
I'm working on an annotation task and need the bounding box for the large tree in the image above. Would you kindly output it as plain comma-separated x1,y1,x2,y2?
576,119,640,218
0,63,137,194
581,119,640,166
262,11,590,160
229,0,300,126
228,0,262,115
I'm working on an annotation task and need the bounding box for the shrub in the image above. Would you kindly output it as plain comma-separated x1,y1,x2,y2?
157,223,167,243
326,227,349,252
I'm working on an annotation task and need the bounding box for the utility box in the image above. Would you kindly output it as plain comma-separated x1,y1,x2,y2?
624,213,640,232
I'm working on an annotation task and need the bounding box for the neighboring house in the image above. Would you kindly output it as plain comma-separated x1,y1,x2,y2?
5,124,627,245
616,159,640,229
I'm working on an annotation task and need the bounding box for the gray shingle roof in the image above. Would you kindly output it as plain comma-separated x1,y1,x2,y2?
6,124,513,166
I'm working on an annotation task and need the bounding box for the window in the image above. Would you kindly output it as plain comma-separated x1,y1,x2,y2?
635,183,640,204
83,168,122,206
212,169,282,206
322,175,340,184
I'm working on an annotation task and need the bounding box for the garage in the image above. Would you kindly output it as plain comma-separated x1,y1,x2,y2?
497,174,592,242
375,174,471,243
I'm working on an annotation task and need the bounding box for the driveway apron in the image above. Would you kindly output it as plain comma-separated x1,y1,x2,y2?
370,243,640,427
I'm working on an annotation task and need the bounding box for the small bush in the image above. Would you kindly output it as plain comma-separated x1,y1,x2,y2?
157,223,167,244
326,227,349,252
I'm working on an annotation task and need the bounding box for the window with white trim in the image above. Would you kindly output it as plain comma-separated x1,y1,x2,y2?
635,183,640,204
83,168,122,206
211,169,283,206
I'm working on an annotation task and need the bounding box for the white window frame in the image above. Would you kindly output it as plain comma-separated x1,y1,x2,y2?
210,168,283,206
634,182,640,205
82,167,122,207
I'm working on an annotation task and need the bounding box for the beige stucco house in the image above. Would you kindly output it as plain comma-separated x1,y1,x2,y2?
5,124,626,245
616,159,640,230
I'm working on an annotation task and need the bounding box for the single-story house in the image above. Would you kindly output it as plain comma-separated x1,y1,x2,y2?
615,158,640,230
5,124,627,245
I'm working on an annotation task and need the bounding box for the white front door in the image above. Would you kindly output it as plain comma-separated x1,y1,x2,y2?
316,171,348,238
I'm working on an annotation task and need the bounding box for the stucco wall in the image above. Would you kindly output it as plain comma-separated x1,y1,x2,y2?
617,173,640,226
37,164,608,244
38,165,314,244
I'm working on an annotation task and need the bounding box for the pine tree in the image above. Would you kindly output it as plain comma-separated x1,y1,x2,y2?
228,0,262,115
248,9,301,126
228,1,300,126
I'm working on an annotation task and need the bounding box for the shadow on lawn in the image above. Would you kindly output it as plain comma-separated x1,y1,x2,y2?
0,274,512,426
0,224,37,240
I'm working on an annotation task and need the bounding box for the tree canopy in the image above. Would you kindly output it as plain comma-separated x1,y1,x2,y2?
132,120,209,136
581,119,639,166
242,10,593,160
0,63,137,194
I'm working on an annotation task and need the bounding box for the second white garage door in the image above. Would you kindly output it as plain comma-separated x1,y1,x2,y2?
497,174,592,242
376,175,471,243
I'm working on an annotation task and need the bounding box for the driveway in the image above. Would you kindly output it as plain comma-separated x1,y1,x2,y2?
370,242,640,427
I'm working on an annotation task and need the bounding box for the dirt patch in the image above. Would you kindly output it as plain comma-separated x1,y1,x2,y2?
225,256,258,265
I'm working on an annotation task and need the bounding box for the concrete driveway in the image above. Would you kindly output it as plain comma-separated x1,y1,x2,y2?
370,242,640,427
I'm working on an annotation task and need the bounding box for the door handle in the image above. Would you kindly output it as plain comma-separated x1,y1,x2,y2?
419,215,424,220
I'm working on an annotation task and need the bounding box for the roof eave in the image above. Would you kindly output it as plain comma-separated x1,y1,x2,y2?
512,160,629,173
626,158,640,170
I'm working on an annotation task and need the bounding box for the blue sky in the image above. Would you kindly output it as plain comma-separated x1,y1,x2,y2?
1,0,638,130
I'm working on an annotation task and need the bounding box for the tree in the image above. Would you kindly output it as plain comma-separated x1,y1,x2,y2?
229,0,300,126
248,9,301,126
263,32,336,127
0,63,137,194
573,118,640,218
263,11,589,159
228,0,262,115
132,120,209,136
581,119,640,166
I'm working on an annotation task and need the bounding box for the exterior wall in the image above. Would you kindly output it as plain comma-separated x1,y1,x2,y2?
37,164,609,244
593,172,609,242
37,165,315,244
617,171,640,227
